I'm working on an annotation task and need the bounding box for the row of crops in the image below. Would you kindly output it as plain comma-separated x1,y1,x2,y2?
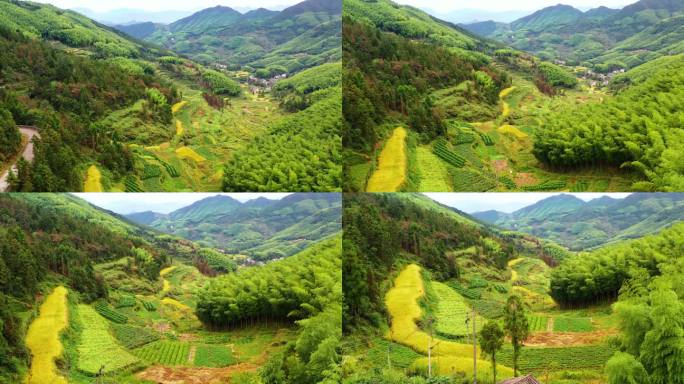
433,282,478,338
111,323,161,349
134,340,190,365
493,283,508,293
94,302,128,324
523,180,567,191
433,138,466,168
498,344,616,372
468,277,488,289
499,176,516,189
527,315,548,332
479,132,494,146
446,281,481,300
115,295,136,308
450,168,497,192
142,300,157,311
571,180,589,192
142,164,162,180
76,305,139,374
133,341,236,367
125,175,143,192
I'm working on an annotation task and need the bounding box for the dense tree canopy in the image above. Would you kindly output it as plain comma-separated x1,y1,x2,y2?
534,61,684,191
343,17,510,152
0,25,178,191
549,222,684,307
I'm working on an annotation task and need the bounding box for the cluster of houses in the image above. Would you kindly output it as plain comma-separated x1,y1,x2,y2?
581,67,626,87
247,73,288,95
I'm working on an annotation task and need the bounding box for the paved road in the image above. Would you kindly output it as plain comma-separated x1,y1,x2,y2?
0,126,40,191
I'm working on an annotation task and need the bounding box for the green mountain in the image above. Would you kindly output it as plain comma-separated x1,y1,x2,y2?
473,193,684,250
343,192,684,383
0,0,341,192
465,0,684,68
168,6,241,33
510,4,584,32
118,0,342,72
0,193,341,384
126,193,342,258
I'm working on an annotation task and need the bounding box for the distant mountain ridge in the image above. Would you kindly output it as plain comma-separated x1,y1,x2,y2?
114,0,342,72
126,193,342,259
473,193,684,250
461,0,684,68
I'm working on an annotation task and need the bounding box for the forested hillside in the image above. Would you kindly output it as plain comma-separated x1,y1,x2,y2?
127,193,342,259
0,0,342,192
0,193,342,383
474,193,684,249
343,0,684,192
342,192,684,383
533,59,684,191
116,0,341,73
467,0,684,69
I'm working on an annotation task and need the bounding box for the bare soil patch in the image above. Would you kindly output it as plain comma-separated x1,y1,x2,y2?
137,363,259,384
515,172,537,186
525,329,618,347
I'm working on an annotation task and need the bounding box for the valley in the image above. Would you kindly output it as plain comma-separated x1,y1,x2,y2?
0,0,341,192
343,0,684,192
0,193,341,384
342,193,684,383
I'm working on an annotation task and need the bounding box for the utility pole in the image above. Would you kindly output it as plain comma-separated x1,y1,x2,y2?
473,307,477,384
427,317,434,378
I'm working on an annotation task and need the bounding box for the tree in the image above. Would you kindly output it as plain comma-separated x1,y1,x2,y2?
605,352,649,384
480,320,505,383
503,295,529,376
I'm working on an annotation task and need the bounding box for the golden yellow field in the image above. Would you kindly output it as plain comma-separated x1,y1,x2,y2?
499,87,516,118
175,146,206,162
175,119,184,136
25,286,68,384
385,264,474,357
498,125,528,138
411,356,514,380
499,86,516,99
171,100,188,114
159,266,177,277
367,127,407,192
83,165,103,192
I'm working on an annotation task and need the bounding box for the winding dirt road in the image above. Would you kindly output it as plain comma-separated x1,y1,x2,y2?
0,126,40,191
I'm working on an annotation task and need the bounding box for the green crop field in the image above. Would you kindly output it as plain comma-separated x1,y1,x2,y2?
76,305,140,374
554,317,593,332
527,315,548,331
194,344,236,367
133,340,191,365
499,344,616,372
433,282,481,338
111,324,160,349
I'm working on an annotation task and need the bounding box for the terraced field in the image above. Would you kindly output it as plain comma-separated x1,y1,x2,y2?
76,305,140,374
25,286,69,384
385,264,513,380
367,127,407,192
416,146,451,191
406,76,636,192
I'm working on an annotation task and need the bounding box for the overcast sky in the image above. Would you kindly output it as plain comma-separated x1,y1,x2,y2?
395,0,637,13
74,193,291,214
34,0,297,12
424,193,631,213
